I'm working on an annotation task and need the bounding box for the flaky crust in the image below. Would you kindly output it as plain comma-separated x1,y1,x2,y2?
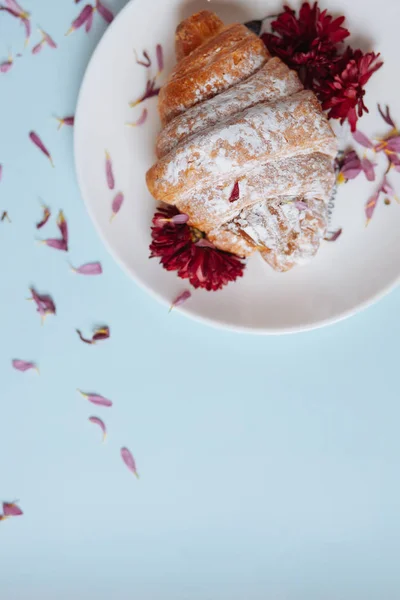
175,10,224,61
158,23,269,125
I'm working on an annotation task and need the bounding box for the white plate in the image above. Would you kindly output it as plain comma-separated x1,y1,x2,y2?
74,0,400,334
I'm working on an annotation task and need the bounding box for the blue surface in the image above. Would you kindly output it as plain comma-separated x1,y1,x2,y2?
1,2,400,599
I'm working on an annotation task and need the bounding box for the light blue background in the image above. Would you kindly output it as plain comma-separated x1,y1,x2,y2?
1,2,400,599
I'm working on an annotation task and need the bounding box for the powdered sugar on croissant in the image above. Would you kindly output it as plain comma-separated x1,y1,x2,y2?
146,10,338,272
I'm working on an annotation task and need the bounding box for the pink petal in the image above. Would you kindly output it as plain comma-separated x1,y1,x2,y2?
92,326,110,341
22,16,31,45
31,41,43,54
89,416,107,441
381,176,395,196
341,166,362,180
120,447,139,478
29,131,54,166
2,502,23,517
95,0,113,24
111,192,124,220
365,190,380,223
42,29,57,48
78,390,113,407
0,164,2,181
361,157,376,182
295,200,308,210
85,10,93,33
5,0,26,13
352,130,374,149
105,150,115,190
70,262,102,275
36,206,51,229
56,116,74,129
385,137,400,153
156,43,164,73
0,59,13,73
324,229,342,242
126,108,148,127
12,359,38,373
229,181,240,203
171,213,189,224
40,238,68,251
169,290,191,312
66,4,93,35
57,210,68,248
29,287,56,319
378,104,396,129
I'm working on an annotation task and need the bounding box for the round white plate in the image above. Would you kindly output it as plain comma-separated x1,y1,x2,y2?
75,0,400,334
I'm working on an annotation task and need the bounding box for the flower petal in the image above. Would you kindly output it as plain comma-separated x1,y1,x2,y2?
378,104,396,129
229,181,240,203
66,4,93,35
169,290,191,312
40,238,68,251
0,58,13,73
56,116,74,130
70,261,102,275
2,502,23,517
324,229,342,242
129,78,160,107
110,192,124,221
361,157,376,181
105,150,115,190
29,131,54,166
41,28,57,48
295,200,308,210
29,287,56,320
95,0,113,24
0,164,2,182
77,390,113,407
89,416,107,442
76,330,94,344
1,211,11,222
57,210,68,249
92,326,110,341
365,190,380,223
85,10,93,33
120,447,139,478
36,206,51,229
12,359,38,373
134,49,151,68
352,130,374,149
195,238,216,248
126,108,148,127
156,44,164,73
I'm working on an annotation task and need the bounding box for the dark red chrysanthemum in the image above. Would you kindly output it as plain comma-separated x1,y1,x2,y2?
262,2,349,87
316,48,383,130
149,206,246,291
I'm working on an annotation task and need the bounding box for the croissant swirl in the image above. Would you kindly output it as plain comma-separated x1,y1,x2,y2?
146,11,338,272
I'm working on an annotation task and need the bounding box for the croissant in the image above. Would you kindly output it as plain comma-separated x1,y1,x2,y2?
146,10,338,272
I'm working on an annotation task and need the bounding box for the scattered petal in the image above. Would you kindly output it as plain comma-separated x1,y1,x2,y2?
57,210,68,249
365,190,380,223
2,502,23,517
361,157,376,181
105,150,115,190
195,238,216,248
70,261,102,275
65,4,93,35
29,131,54,167
352,130,374,149
0,164,2,181
12,359,38,373
154,213,189,227
36,206,51,229
85,9,93,32
41,28,57,48
120,447,139,478
31,41,43,54
378,104,396,129
56,115,74,130
126,108,148,127
95,0,113,24
229,181,240,203
110,192,124,221
169,290,191,312
0,56,13,73
1,211,11,222
76,326,110,344
156,43,164,73
385,136,400,153
134,49,151,68
29,287,56,321
129,78,160,107
295,200,308,210
324,229,342,242
40,238,68,251
89,417,107,442
77,390,113,407
338,150,362,182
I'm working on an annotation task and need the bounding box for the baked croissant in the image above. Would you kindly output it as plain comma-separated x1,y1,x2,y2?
146,10,338,272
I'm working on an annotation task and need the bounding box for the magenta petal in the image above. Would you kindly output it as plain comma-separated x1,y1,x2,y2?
324,229,342,242
67,4,93,34
341,166,362,180
169,290,191,312
111,192,124,218
71,261,103,275
352,130,374,149
378,104,396,129
3,502,23,517
385,137,400,153
105,151,115,190
22,16,31,43
5,0,26,13
0,59,13,73
195,238,216,248
43,30,57,48
31,42,43,54
41,238,68,251
127,108,148,127
229,181,240,203
156,43,164,73
295,200,308,210
12,359,38,372
170,213,189,224
29,131,54,166
121,447,139,478
365,190,380,222
89,416,107,441
361,157,376,182
78,390,113,407
96,0,113,23
85,10,93,32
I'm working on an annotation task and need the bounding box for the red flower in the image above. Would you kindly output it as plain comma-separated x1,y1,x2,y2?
149,206,246,291
317,49,383,131
262,2,349,87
